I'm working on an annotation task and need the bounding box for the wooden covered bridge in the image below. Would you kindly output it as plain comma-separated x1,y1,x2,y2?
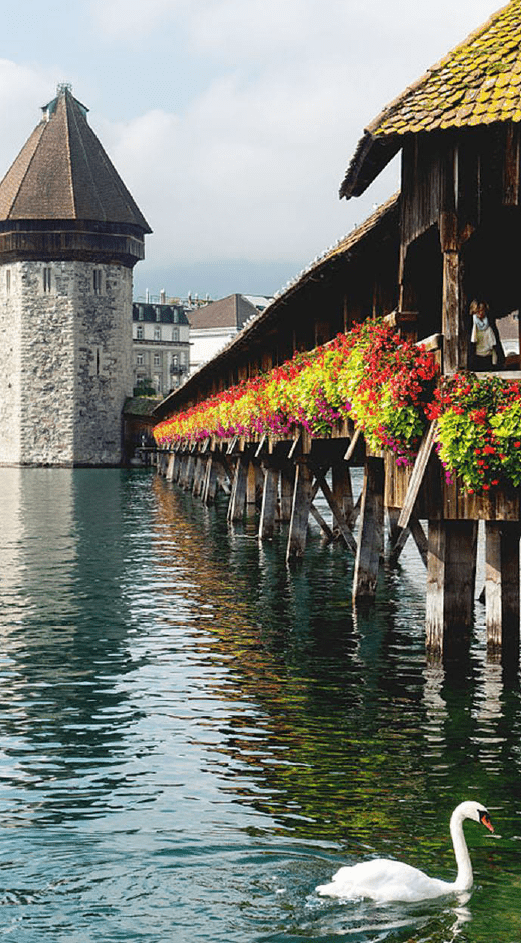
153,1,521,667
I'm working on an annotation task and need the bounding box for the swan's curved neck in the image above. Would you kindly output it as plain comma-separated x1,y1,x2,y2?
450,809,472,891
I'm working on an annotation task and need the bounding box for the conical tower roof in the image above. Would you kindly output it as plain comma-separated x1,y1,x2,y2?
0,84,151,232
341,0,521,198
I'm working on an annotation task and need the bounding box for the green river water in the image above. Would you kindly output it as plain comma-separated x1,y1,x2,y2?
0,467,519,942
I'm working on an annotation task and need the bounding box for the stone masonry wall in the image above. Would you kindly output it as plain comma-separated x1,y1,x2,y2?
0,260,133,466
0,264,22,464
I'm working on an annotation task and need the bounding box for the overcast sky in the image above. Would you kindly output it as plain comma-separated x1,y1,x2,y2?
1,0,502,300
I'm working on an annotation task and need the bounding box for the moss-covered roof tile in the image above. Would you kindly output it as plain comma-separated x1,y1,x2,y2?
372,1,521,138
341,1,521,198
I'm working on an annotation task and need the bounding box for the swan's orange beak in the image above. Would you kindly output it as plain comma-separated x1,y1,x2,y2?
479,810,494,833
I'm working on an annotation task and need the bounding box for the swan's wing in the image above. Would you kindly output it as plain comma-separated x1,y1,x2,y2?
317,858,454,902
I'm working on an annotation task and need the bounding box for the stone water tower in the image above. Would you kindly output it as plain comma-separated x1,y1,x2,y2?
0,84,151,466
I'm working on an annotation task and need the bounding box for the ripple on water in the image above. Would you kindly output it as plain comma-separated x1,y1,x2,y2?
0,469,519,942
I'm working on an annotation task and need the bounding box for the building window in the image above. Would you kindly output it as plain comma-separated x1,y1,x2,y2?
43,267,52,292
136,353,144,365
154,326,161,341
172,327,179,342
154,353,160,367
136,326,144,340
154,375,162,392
93,269,102,294
5,270,10,294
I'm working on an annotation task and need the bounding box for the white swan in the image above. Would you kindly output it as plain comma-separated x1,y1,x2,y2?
316,801,494,903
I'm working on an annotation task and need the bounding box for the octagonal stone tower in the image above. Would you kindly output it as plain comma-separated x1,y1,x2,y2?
0,84,151,465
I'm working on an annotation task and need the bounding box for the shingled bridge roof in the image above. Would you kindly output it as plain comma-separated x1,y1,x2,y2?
341,0,521,198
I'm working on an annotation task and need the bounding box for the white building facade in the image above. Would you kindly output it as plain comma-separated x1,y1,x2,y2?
133,302,190,396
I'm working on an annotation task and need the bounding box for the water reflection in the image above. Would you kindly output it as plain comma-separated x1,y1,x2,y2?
150,480,509,848
0,469,147,826
0,468,519,942
150,479,520,935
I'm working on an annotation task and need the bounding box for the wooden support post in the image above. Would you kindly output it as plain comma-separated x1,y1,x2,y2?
201,456,218,504
426,520,478,660
246,460,257,515
409,515,428,567
259,465,279,540
228,456,248,521
170,452,180,482
313,468,357,554
184,454,196,490
166,454,175,481
309,504,334,542
177,454,187,486
353,457,384,599
331,461,354,529
219,453,234,491
390,420,437,564
387,508,401,548
286,460,314,559
206,457,219,504
485,522,520,662
279,460,295,521
442,250,467,373
192,456,205,497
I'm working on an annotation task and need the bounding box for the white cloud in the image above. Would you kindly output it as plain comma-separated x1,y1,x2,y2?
102,59,360,265
0,0,505,296
88,0,184,41
93,0,501,280
0,61,59,173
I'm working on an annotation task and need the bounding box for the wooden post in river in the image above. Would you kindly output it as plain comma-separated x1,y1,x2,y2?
353,456,384,600
485,521,520,662
425,520,478,659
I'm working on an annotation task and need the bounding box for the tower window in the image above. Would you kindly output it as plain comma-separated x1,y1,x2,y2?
43,267,52,292
93,269,102,294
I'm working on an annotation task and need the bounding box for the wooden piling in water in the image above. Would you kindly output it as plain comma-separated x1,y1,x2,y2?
228,455,248,521
425,520,478,658
286,460,314,559
259,464,279,539
156,428,521,670
353,457,384,599
485,521,520,661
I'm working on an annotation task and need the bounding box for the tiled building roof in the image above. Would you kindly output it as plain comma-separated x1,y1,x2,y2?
187,294,259,331
0,84,151,231
341,1,521,198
